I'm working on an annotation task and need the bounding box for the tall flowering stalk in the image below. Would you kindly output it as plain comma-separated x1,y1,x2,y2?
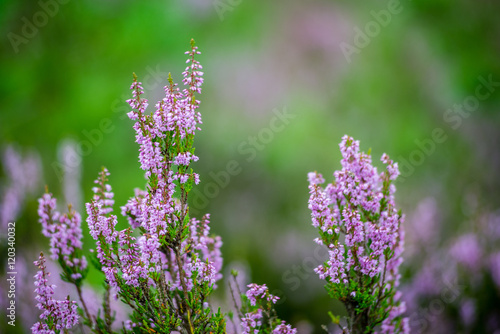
31,253,79,334
38,192,88,282
308,135,408,333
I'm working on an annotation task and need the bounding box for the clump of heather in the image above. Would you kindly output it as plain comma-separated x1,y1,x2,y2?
308,135,408,333
32,40,298,334
33,40,225,333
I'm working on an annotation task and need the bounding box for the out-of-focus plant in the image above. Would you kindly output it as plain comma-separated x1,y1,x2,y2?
403,197,500,333
0,145,42,230
308,136,408,334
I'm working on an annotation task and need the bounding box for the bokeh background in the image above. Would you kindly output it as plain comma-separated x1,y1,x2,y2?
1,0,500,333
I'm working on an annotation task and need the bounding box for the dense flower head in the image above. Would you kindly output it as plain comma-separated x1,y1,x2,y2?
118,228,147,287
32,253,79,333
308,135,407,333
273,321,298,334
121,188,148,229
37,192,87,275
246,283,279,306
186,258,217,287
314,244,347,283
241,308,263,334
190,214,223,284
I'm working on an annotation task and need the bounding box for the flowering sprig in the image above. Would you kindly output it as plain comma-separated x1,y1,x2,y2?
232,279,296,334
308,135,408,334
37,191,88,283
31,253,79,334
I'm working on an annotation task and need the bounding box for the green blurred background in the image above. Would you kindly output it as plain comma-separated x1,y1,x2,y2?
1,0,500,332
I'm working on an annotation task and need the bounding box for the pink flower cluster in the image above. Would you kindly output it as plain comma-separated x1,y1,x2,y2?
241,284,296,334
245,283,279,306
38,193,87,279
31,254,79,333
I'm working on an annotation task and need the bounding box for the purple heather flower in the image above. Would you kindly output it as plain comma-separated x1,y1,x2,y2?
241,308,263,334
245,283,279,306
307,171,324,185
273,321,298,334
32,253,79,333
190,214,223,284
315,244,347,284
86,200,118,244
118,229,147,287
308,173,334,232
38,193,87,272
186,258,217,287
121,188,148,229
173,152,199,166
449,233,482,271
137,234,162,273
460,298,476,327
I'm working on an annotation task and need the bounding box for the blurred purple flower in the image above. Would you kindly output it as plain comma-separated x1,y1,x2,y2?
0,145,42,229
449,233,482,271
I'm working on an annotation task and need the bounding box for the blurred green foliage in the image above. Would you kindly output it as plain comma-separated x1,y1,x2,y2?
1,0,499,332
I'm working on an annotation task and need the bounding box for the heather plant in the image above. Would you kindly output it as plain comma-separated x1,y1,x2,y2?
308,136,408,333
32,41,226,333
